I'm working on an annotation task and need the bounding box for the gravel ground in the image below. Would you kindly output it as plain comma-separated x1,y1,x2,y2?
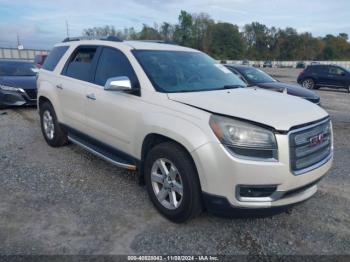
0,69,349,255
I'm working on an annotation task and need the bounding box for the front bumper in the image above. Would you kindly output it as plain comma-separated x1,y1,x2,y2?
191,133,333,211
0,89,37,107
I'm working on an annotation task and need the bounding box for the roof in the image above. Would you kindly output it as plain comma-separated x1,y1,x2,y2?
124,41,197,52
55,39,198,52
224,64,253,70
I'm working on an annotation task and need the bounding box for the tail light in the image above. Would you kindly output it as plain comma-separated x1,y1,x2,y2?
299,69,305,76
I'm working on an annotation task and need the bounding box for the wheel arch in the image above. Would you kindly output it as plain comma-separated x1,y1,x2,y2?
38,96,52,108
138,133,202,190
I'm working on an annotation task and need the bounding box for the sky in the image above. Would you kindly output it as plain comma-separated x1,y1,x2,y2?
0,0,349,49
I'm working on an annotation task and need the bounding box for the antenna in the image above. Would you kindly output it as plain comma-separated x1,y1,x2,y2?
16,33,24,50
66,20,70,38
16,33,20,46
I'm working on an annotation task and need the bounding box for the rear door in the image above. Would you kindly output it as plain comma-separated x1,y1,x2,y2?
59,45,101,131
310,65,327,86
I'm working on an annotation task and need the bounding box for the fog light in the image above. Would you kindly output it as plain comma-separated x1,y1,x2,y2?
239,185,277,198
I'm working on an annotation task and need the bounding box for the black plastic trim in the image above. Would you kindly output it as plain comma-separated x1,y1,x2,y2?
202,192,299,218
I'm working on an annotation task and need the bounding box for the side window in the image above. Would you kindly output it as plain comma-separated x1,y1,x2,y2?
94,47,139,88
42,46,69,71
63,47,97,82
329,66,345,75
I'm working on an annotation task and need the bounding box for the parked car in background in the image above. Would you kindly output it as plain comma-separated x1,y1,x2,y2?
297,64,350,93
242,59,250,65
296,61,306,69
37,38,332,222
34,54,47,68
0,60,38,108
252,62,261,68
263,60,273,68
225,64,321,104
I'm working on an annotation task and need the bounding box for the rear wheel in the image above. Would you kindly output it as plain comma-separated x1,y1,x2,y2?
302,78,315,89
144,142,202,223
40,102,68,147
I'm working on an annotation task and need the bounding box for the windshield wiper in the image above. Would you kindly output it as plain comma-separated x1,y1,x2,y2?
215,84,245,90
168,85,245,93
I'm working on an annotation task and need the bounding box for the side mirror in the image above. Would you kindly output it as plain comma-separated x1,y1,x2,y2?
341,72,346,76
104,76,132,91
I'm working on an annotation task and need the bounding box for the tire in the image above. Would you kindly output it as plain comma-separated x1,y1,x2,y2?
144,142,202,223
40,102,68,147
302,78,315,89
347,85,350,93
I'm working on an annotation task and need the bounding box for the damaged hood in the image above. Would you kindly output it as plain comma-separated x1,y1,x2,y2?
168,88,328,131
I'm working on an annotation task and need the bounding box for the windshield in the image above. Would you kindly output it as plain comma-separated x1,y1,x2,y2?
240,67,276,83
133,50,246,93
338,65,350,73
0,61,37,76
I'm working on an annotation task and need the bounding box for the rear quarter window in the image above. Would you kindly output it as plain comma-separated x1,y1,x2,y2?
42,46,69,71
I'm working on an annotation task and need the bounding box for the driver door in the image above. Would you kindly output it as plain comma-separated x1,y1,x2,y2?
84,46,142,155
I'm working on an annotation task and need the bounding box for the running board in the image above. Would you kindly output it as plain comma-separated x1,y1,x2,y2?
68,135,137,171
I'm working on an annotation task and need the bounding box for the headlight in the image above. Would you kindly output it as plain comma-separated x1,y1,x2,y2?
0,85,21,92
209,115,278,160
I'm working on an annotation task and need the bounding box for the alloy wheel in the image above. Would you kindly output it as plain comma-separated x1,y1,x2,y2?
151,158,183,210
302,79,314,89
43,110,55,140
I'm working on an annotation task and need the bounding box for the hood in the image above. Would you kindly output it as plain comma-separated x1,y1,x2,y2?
0,75,37,90
168,88,328,131
257,82,319,100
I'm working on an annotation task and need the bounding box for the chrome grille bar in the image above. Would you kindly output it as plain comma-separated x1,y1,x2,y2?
289,118,332,175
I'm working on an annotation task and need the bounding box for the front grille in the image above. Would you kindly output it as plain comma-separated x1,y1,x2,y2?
289,119,332,175
24,89,37,100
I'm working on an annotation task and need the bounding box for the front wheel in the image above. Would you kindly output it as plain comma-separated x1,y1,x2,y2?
40,102,68,147
302,78,315,89
144,142,202,223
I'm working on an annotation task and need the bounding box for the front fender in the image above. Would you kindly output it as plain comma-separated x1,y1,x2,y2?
133,111,212,190
134,111,211,159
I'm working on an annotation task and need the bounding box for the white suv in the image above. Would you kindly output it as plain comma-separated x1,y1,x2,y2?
37,37,333,222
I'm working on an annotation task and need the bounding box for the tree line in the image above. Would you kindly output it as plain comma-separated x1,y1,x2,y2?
82,10,350,61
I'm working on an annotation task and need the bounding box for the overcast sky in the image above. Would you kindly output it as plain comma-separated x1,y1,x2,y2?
0,0,349,49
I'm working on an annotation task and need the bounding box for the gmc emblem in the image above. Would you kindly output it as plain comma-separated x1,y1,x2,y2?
310,133,325,146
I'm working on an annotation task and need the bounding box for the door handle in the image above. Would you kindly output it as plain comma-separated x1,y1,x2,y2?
56,84,63,90
86,93,96,100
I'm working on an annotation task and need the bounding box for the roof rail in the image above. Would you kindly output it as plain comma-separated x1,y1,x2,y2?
133,40,178,45
62,35,123,43
101,36,123,42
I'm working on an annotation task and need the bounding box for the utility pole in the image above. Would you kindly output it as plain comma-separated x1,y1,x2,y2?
66,20,70,38
16,32,23,50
